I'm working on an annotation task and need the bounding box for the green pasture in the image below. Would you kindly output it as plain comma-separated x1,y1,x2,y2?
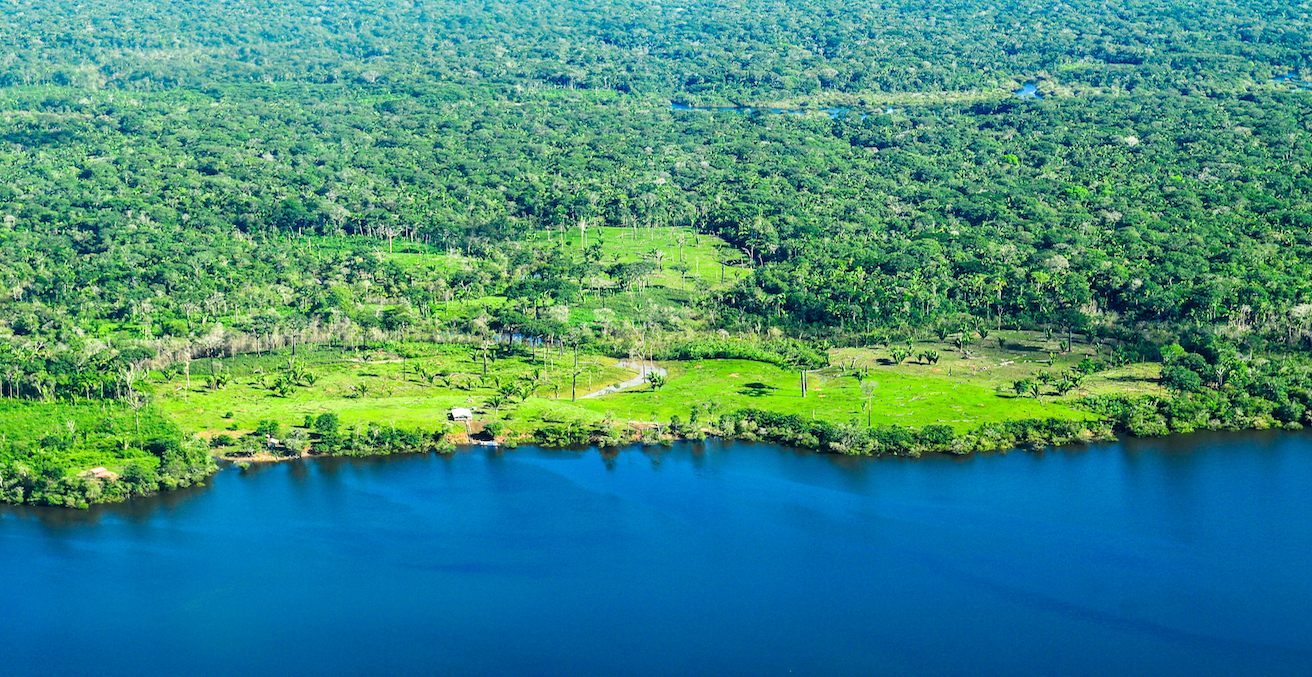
0,400,175,473
155,344,633,437
574,358,1091,429
149,331,1142,444
828,329,1164,400
535,225,749,289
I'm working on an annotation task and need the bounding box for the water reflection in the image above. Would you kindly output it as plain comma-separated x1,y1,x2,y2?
1274,73,1312,90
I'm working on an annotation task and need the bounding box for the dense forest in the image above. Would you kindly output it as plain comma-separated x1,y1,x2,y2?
4,0,1312,504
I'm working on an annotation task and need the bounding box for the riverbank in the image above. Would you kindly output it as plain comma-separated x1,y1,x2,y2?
12,326,1311,507
3,386,1301,507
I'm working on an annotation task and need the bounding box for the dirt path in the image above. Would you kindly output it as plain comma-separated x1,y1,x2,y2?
578,361,667,399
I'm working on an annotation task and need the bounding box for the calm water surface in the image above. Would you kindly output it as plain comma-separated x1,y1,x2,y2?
3,432,1311,676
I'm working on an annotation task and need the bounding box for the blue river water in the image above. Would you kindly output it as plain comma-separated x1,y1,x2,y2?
3,432,1311,676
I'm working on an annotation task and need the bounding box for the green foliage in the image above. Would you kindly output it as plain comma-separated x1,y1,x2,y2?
717,408,1111,457
305,423,452,457
658,338,828,370
1161,365,1205,394
0,401,214,507
252,419,282,438
313,413,340,435
532,419,623,448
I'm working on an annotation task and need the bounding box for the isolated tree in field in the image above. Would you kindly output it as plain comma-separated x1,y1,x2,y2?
956,330,974,355
314,413,340,434
646,371,666,390
125,386,150,439
208,371,231,390
484,394,508,415
672,262,691,290
570,367,584,401
890,346,911,364
649,248,667,271
860,380,879,427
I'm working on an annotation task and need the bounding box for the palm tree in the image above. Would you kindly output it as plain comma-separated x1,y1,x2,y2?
484,394,508,416
649,248,667,271
956,329,975,355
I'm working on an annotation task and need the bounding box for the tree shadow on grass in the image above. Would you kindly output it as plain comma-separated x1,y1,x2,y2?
1105,375,1154,383
739,382,777,397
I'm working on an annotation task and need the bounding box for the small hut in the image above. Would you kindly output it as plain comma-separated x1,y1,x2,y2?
448,407,474,422
86,467,117,480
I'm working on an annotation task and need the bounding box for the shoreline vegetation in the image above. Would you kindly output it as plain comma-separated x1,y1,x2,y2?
6,325,1308,508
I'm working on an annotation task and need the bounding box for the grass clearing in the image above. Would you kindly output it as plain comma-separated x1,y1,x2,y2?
145,331,1155,452
155,344,634,438
147,329,1155,445
827,329,1163,401
534,224,750,290
0,400,177,473
574,357,1091,429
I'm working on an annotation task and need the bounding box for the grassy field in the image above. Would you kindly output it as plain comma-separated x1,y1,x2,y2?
146,326,1157,450
352,225,747,295
329,225,748,328
828,330,1164,400
0,400,177,473
155,343,631,439
543,224,750,290
573,357,1091,429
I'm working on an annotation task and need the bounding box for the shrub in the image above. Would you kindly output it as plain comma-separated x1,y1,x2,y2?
918,424,956,449
313,413,340,434
253,419,281,438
